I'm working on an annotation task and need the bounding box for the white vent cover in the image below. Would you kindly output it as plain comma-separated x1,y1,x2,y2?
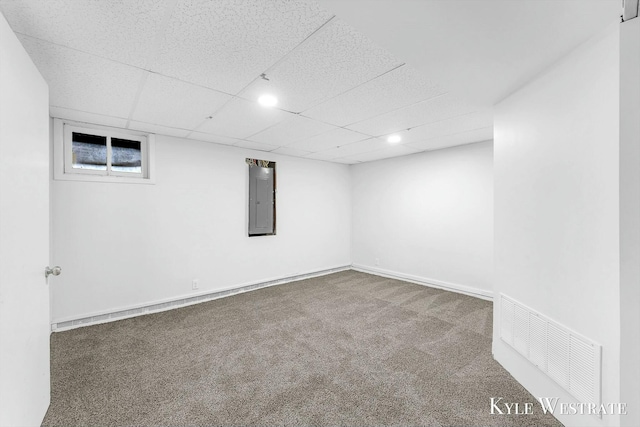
500,294,601,407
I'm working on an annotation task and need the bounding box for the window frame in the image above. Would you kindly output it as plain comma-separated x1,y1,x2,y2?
53,118,155,184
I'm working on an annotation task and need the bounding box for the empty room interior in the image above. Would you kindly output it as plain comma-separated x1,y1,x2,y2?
0,0,639,426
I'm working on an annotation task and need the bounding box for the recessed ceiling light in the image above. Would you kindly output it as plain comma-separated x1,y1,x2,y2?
258,94,278,108
387,134,402,144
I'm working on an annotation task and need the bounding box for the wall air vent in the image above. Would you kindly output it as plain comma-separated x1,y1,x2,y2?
500,294,601,410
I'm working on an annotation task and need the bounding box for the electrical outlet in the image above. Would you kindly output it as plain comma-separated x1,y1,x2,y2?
192,279,199,290
375,258,380,266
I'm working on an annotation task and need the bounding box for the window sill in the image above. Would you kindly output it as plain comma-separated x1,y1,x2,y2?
53,173,156,185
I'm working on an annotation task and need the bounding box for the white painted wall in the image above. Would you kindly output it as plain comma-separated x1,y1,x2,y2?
351,141,493,297
493,25,621,427
50,135,351,322
619,16,640,427
0,12,51,427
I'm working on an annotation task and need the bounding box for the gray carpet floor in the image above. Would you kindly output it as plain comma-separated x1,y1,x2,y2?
42,270,562,426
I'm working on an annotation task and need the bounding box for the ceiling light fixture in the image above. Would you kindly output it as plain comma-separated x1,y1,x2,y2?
387,134,402,144
258,94,278,108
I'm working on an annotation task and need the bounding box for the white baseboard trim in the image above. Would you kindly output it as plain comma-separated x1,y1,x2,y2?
351,264,493,301
51,265,351,332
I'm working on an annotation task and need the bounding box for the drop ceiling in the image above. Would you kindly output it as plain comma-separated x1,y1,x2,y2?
0,0,620,164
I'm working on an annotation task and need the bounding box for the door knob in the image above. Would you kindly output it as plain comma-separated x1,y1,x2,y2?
45,266,62,278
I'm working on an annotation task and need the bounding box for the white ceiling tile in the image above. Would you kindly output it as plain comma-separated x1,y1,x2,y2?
339,145,421,163
241,18,403,112
406,127,494,151
388,109,494,145
248,115,335,146
3,0,497,164
150,0,333,94
304,151,339,161
303,65,446,126
197,97,291,139
132,73,233,130
330,158,362,165
346,93,476,136
312,137,388,159
128,121,190,138
233,140,280,152
49,107,128,129
286,127,371,152
270,146,314,157
189,132,242,146
0,0,167,67
19,36,143,119
322,1,618,107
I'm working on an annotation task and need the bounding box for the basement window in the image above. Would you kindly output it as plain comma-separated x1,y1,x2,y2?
54,119,154,184
247,158,276,236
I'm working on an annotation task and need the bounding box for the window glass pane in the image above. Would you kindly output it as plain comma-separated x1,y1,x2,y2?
111,138,142,173
72,132,107,170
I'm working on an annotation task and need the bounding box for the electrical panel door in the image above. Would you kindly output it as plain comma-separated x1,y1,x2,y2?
248,164,275,235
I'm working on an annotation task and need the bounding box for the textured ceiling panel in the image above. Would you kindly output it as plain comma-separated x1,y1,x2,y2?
233,140,280,152
150,0,333,95
406,126,493,151
128,121,190,138
303,65,446,126
390,109,493,145
347,93,476,137
304,151,340,161
331,157,361,164
188,132,242,146
196,98,291,140
19,36,143,119
270,146,314,157
339,144,421,163
310,137,388,159
49,107,129,129
133,73,233,130
241,18,403,113
319,0,619,106
286,127,371,152
0,0,167,67
2,1,614,164
248,115,335,146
